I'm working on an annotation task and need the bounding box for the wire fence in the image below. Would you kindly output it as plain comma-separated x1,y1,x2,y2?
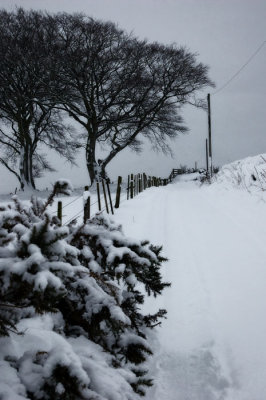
54,172,174,227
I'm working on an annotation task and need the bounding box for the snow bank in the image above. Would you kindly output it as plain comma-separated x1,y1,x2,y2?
213,153,266,193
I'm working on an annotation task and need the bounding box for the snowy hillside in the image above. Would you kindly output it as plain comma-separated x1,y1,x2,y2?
213,153,266,192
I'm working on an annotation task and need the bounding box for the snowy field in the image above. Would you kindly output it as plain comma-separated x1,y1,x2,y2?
1,154,266,399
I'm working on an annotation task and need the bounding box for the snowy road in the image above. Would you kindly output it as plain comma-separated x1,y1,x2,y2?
114,180,266,400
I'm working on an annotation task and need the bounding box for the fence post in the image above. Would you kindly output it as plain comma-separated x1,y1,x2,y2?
57,201,62,226
134,175,138,196
115,176,122,208
83,186,90,223
83,197,90,223
127,175,130,200
96,181,101,211
130,174,134,199
102,180,109,214
106,181,114,215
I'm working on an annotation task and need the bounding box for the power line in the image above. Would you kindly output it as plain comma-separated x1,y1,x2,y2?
212,40,266,96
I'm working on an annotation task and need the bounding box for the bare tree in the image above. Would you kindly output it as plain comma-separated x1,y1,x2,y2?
55,14,214,184
0,9,78,190
98,42,214,177
0,10,214,188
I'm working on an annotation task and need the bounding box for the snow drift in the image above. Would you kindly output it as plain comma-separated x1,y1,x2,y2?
213,153,266,192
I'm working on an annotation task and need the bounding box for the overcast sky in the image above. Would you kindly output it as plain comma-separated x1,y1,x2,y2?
0,0,266,192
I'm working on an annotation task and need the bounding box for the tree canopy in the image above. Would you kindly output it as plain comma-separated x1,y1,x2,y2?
0,8,214,188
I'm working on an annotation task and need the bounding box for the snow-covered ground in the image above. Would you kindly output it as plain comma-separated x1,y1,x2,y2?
214,153,266,195
1,154,266,399
112,172,266,400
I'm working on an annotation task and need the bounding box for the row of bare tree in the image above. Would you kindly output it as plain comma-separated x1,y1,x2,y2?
0,8,214,189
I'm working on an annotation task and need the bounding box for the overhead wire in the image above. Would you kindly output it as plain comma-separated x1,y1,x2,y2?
212,40,266,96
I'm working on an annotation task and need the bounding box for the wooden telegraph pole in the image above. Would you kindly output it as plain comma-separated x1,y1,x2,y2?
207,93,213,176
205,139,209,174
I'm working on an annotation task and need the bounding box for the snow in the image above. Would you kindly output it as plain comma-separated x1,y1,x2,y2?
1,154,266,399
112,160,266,400
213,153,266,196
83,188,91,204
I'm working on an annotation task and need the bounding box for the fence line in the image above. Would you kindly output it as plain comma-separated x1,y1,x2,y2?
57,169,182,226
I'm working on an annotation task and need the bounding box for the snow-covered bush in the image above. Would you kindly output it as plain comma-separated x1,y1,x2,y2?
0,181,169,399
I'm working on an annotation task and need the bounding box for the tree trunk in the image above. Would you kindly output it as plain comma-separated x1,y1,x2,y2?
100,131,142,178
100,148,122,180
19,146,36,190
86,134,100,185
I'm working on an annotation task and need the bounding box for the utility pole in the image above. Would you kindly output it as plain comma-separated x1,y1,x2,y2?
207,93,213,176
205,138,209,174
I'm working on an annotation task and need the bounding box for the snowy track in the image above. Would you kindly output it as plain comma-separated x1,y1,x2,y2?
114,180,266,400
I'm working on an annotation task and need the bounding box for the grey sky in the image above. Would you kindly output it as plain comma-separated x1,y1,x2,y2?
0,0,266,192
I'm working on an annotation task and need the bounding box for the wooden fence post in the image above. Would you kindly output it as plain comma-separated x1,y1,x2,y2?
138,174,141,193
106,181,114,215
83,196,90,223
115,176,122,208
102,180,109,213
143,173,146,190
83,186,90,223
127,175,130,200
57,201,62,226
130,174,134,199
96,181,101,211
134,175,138,196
